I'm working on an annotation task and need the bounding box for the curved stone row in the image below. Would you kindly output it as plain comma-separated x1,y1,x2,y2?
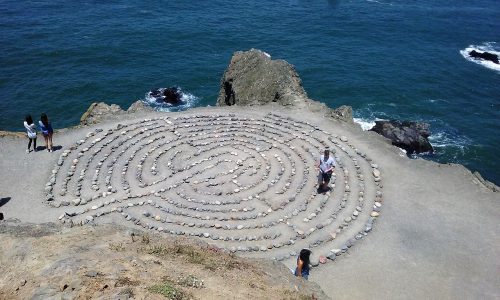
50,112,383,267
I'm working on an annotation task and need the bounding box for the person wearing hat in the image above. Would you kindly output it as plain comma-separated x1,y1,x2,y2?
318,147,336,193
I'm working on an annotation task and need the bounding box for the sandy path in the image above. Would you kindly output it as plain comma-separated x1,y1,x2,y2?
0,105,498,299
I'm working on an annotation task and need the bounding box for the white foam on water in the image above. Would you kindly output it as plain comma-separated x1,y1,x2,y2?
460,42,500,72
144,87,200,112
426,98,450,104
353,117,388,131
353,118,376,131
366,0,393,5
428,130,470,150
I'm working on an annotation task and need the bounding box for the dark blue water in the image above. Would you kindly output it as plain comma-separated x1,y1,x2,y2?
1,0,499,184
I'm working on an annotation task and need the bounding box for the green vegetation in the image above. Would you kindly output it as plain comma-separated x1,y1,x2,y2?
148,280,191,300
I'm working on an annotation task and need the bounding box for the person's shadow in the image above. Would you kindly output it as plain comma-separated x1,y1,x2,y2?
0,197,10,220
0,197,10,207
35,145,63,152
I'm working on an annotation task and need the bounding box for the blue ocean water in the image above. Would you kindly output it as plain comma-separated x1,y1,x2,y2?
1,0,499,184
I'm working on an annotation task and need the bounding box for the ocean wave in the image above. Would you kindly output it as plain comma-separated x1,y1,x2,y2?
143,87,200,112
426,98,450,104
353,117,388,131
353,118,376,131
460,42,500,72
428,130,471,150
366,0,394,6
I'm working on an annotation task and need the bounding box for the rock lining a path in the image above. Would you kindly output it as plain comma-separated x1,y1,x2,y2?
47,112,383,267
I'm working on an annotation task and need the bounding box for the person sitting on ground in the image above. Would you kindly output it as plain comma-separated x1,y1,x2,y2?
318,147,336,193
24,114,37,153
294,248,312,280
39,113,54,152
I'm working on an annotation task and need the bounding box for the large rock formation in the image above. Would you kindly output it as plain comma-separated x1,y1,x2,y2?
370,120,433,154
216,49,353,122
217,49,308,106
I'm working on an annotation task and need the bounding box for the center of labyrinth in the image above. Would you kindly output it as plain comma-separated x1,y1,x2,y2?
49,112,383,265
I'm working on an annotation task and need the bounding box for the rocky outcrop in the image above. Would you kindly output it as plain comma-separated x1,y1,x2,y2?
217,49,308,107
216,49,354,122
127,100,155,114
80,102,124,125
473,171,499,192
148,87,183,104
469,50,499,64
80,101,154,125
330,105,353,122
370,120,433,154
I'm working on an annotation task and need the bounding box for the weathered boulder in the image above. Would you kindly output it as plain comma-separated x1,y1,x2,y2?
80,102,124,125
469,50,499,64
216,49,354,122
127,100,154,113
216,49,308,106
370,120,433,154
330,105,353,123
80,101,153,125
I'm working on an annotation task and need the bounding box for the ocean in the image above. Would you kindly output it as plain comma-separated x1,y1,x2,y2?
1,0,499,184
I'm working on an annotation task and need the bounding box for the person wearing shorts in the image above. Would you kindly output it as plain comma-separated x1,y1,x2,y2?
318,148,336,193
39,113,54,152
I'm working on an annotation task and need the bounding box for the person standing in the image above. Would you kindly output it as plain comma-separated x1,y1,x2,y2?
318,147,336,193
39,113,54,152
24,115,37,153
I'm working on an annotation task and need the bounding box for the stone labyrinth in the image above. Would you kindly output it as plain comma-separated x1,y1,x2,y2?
48,112,384,266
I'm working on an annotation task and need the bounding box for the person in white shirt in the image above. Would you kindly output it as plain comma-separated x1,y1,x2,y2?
24,115,37,153
318,148,336,193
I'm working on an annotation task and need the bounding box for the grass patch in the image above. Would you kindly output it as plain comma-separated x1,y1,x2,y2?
143,242,246,271
281,289,319,300
115,276,139,287
141,234,150,244
108,242,125,251
176,274,204,289
149,280,191,300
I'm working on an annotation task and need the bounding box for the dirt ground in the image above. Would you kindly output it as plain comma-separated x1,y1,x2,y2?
0,221,327,300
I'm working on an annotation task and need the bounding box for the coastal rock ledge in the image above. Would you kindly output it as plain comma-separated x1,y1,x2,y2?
370,120,433,155
80,100,153,125
217,49,353,122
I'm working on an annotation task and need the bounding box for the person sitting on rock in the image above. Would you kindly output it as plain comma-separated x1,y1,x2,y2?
294,248,312,280
318,147,336,193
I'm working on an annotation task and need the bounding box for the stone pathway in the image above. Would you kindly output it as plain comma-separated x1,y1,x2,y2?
46,112,383,267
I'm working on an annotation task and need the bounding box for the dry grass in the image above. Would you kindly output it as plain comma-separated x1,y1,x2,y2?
143,241,246,271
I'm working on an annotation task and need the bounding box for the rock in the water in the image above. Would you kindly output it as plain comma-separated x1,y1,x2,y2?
469,50,499,64
148,87,183,104
216,49,308,106
370,120,433,154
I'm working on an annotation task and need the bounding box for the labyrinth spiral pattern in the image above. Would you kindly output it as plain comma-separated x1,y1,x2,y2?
48,112,383,265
